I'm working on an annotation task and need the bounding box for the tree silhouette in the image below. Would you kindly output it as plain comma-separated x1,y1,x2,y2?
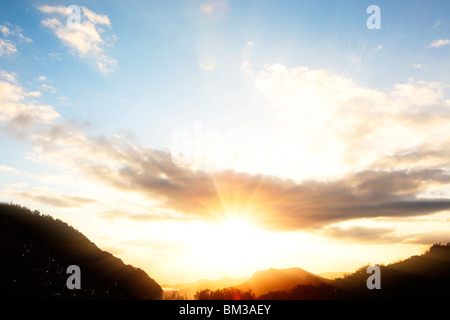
195,287,255,300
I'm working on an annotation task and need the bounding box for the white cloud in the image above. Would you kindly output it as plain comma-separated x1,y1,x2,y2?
392,79,444,106
18,33,33,44
41,83,56,93
27,91,42,98
0,25,10,37
96,54,118,73
253,63,450,178
41,18,103,57
82,6,111,27
38,76,47,81
0,39,17,56
0,164,18,172
0,23,32,43
0,71,60,137
1,70,18,83
37,5,70,16
39,5,117,73
429,39,450,48
0,23,32,58
1,64,449,243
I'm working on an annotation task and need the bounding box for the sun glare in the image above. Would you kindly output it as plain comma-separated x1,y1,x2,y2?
186,213,272,277
222,216,253,233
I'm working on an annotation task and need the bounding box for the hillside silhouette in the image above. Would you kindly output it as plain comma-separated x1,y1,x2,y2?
333,243,450,299
0,203,162,299
3,202,449,300
194,244,450,300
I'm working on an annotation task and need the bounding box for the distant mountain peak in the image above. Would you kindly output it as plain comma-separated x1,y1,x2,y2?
238,266,327,296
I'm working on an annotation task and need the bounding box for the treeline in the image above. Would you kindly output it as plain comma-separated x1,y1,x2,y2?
194,287,256,300
193,284,338,300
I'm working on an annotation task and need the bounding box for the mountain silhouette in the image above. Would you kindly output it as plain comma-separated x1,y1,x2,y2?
0,203,162,299
235,267,329,296
4,202,450,300
193,244,450,299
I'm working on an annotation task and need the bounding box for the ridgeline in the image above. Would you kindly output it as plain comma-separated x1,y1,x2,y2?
0,203,162,299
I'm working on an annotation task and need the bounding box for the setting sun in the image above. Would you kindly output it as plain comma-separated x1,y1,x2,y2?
186,216,270,276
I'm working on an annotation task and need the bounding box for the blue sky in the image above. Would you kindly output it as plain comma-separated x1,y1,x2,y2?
1,1,450,283
2,0,449,147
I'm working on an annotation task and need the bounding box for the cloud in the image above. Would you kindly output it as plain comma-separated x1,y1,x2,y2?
0,25,10,37
0,39,17,56
3,64,450,234
429,39,450,48
13,190,97,208
413,63,426,70
1,70,18,83
43,65,446,230
391,80,444,106
81,6,111,27
0,22,32,57
0,22,32,43
405,231,450,245
323,225,450,245
322,226,402,244
84,148,450,231
369,141,450,170
41,83,56,93
37,5,70,16
28,124,450,231
0,71,60,137
0,164,18,172
39,5,117,73
251,64,450,179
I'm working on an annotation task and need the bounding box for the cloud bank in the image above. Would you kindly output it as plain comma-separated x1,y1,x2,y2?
1,62,450,237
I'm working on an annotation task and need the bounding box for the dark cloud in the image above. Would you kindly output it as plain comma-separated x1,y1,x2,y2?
403,231,450,245
369,142,450,169
322,226,403,244
77,139,450,231
323,226,450,245
15,191,97,208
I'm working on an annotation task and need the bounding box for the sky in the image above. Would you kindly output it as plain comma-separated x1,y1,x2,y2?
1,0,450,284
